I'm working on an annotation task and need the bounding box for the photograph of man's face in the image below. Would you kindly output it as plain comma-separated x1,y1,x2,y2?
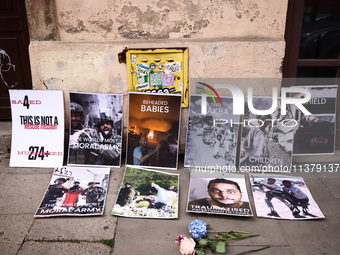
208,182,242,206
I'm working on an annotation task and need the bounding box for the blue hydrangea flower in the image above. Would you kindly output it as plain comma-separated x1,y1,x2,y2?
188,219,207,239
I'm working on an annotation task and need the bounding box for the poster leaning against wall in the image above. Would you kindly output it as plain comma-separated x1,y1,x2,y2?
126,92,182,170
67,92,123,167
9,90,64,167
292,85,338,155
184,94,240,168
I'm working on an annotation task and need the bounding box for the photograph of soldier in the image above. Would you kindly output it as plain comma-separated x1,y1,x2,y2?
35,167,110,217
112,166,179,218
239,97,295,168
126,92,181,169
82,182,106,206
184,95,240,167
292,85,337,155
116,182,137,207
40,177,69,208
68,92,123,167
250,175,325,220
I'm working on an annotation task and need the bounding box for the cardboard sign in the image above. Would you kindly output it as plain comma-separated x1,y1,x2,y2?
9,90,64,167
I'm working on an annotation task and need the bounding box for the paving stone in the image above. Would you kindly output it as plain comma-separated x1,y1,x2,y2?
18,241,111,255
0,242,22,255
314,171,340,199
0,173,52,214
112,218,185,255
0,215,34,244
205,245,293,255
26,215,117,242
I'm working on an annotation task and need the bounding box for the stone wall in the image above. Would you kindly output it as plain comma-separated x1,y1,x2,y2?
26,0,288,153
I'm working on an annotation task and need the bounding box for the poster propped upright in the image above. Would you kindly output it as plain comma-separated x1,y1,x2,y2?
292,85,338,155
126,92,181,169
9,90,64,167
67,92,123,167
185,95,240,167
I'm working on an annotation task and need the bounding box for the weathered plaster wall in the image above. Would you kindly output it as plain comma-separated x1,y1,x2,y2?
54,0,286,41
26,0,57,40
27,0,288,152
30,39,285,151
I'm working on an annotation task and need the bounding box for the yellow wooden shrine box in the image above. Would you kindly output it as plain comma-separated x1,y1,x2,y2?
126,48,189,107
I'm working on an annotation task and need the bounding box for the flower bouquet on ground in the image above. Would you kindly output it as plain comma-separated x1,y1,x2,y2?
176,219,270,255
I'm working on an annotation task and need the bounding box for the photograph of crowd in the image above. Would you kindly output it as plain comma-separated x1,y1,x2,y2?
185,95,240,167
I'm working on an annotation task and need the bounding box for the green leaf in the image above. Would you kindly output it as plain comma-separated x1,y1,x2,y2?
195,247,206,255
220,233,231,239
209,243,217,252
199,239,209,246
216,241,226,253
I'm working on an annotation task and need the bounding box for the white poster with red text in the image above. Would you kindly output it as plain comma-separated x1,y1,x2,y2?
9,90,64,167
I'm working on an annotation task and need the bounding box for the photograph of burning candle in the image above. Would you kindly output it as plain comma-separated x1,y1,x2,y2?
126,92,182,169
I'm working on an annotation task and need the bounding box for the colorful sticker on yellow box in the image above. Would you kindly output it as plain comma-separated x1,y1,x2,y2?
151,73,163,86
162,74,174,86
165,62,181,74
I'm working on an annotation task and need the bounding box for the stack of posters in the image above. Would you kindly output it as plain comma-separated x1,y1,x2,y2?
187,170,253,217
239,97,295,169
35,166,110,217
9,90,64,167
112,166,179,219
292,85,338,155
250,174,325,220
67,92,123,167
184,95,240,167
126,92,181,169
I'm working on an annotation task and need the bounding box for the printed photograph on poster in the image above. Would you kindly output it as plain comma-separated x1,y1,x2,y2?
112,166,179,219
187,169,253,217
9,90,64,168
126,92,181,169
250,174,325,220
184,95,240,167
34,166,110,217
239,97,295,169
67,92,123,167
292,85,338,155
